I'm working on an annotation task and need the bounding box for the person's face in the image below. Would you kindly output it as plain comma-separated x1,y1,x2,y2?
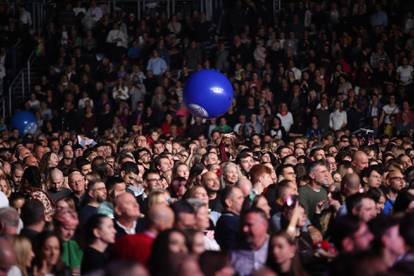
224,166,239,184
43,236,60,266
311,165,333,187
48,153,59,167
351,223,373,251
240,156,254,173
50,173,64,191
92,182,107,202
69,173,86,194
146,173,163,191
59,225,76,241
81,164,92,176
196,206,210,230
358,198,377,222
192,187,209,205
154,143,165,155
119,194,140,219
96,217,116,244
271,236,296,266
387,171,405,191
168,232,188,253
176,165,189,180
192,232,205,255
255,197,271,218
229,188,245,214
158,158,172,173
203,173,220,192
367,170,382,188
282,167,296,182
12,169,23,184
63,145,73,159
242,213,268,249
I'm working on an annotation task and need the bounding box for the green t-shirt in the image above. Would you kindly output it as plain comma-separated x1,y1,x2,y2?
61,240,83,269
299,184,328,221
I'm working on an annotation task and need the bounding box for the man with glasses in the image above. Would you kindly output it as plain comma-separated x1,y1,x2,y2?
384,170,406,214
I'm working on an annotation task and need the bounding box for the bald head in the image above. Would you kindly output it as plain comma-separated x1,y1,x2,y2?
0,237,16,275
352,151,369,173
147,205,174,232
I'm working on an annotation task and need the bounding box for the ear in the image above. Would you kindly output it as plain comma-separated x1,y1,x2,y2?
225,198,232,209
342,237,353,252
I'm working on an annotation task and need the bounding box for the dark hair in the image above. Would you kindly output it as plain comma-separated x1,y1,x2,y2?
330,215,361,251
266,231,308,276
21,200,45,226
84,214,109,244
393,189,414,213
22,166,42,188
199,251,231,276
400,212,414,247
148,228,187,276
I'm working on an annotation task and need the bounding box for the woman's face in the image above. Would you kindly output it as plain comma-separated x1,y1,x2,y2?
224,166,239,184
96,217,116,244
168,232,188,254
271,236,295,265
48,153,59,167
177,165,189,180
43,236,60,266
196,206,210,230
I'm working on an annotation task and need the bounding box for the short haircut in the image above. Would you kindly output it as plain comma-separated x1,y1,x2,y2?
21,200,44,226
250,164,272,183
120,161,139,175
330,215,361,251
172,200,195,218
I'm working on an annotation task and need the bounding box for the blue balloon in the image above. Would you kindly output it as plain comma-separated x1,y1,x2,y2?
184,70,234,118
11,111,38,136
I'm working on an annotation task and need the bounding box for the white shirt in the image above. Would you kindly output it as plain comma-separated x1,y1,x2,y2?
329,110,348,130
397,65,413,85
277,112,294,132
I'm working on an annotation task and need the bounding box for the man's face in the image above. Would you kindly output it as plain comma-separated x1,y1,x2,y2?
146,173,163,191
358,198,377,222
69,172,86,194
176,213,196,230
387,171,405,192
367,170,382,188
311,165,333,187
240,156,254,173
242,213,268,249
351,222,373,251
50,173,64,191
81,164,92,176
282,167,296,182
158,158,172,173
228,188,244,214
92,182,107,203
12,169,24,184
202,172,220,192
118,193,140,219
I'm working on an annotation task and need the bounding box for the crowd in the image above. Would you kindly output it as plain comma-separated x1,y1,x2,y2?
0,0,414,275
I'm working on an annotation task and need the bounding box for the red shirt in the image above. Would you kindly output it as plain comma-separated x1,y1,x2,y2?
113,232,155,266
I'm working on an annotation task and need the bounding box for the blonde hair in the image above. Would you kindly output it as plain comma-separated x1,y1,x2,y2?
147,189,170,208
11,236,33,276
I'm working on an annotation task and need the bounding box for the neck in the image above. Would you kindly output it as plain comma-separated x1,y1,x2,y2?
90,239,108,253
382,248,399,268
280,259,292,273
27,222,45,233
118,217,136,228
